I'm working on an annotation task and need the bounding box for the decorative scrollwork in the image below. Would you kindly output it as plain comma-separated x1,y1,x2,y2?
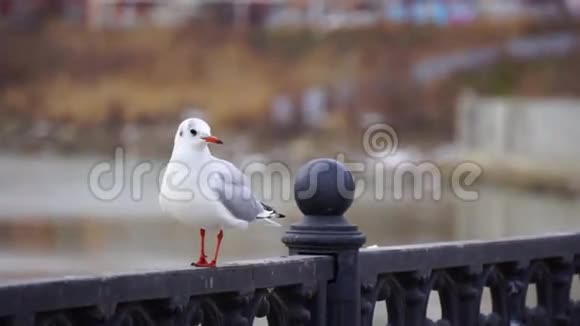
360,279,381,326
360,273,411,326
235,289,293,326
250,290,270,320
216,292,251,326
523,261,554,325
238,289,268,325
264,291,288,326
390,271,431,326
36,312,74,326
547,258,574,325
274,285,314,326
108,304,156,326
382,274,405,325
361,260,575,326
430,269,458,325
175,298,223,326
448,266,486,325
480,264,509,324
497,262,529,324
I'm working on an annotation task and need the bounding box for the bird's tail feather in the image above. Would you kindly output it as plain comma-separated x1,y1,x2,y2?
260,202,286,219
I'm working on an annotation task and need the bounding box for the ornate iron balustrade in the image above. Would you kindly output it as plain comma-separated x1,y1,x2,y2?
0,256,333,326
359,235,580,326
1,158,580,326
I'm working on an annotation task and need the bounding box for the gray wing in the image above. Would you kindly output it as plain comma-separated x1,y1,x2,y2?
208,159,265,222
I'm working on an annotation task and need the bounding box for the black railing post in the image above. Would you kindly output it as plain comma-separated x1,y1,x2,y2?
283,159,366,326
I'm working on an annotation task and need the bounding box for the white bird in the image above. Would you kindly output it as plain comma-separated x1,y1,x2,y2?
159,118,285,267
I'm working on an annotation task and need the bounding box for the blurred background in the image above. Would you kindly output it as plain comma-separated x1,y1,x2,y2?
2,0,580,288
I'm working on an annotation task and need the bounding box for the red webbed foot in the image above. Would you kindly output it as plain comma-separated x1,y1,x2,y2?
191,259,216,268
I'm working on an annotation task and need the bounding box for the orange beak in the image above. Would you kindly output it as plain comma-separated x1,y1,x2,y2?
202,136,223,144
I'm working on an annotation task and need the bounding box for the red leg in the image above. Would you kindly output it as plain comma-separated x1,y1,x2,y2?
192,228,209,267
209,229,224,267
200,228,207,259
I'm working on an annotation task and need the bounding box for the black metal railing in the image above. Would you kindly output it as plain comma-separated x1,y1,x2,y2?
1,158,580,326
359,235,580,326
0,256,333,326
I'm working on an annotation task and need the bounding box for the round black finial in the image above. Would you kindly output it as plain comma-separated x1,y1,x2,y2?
294,159,355,216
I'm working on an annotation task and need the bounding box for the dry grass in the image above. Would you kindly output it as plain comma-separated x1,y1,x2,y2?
0,24,350,128
0,20,578,132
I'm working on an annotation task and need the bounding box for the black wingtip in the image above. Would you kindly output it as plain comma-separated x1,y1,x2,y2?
261,202,285,218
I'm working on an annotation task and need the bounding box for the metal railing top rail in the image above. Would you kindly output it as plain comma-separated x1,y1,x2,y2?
359,231,580,277
0,255,333,317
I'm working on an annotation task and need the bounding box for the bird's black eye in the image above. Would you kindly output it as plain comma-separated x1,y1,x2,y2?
179,130,183,137
190,129,197,136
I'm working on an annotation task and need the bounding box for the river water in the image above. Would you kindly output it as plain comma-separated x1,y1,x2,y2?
2,152,580,274
1,153,579,322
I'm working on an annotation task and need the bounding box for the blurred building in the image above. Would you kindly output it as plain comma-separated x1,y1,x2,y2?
0,0,577,28
457,92,580,164
86,0,202,28
0,0,203,27
198,0,287,28
0,0,86,23
479,0,570,20
382,0,477,25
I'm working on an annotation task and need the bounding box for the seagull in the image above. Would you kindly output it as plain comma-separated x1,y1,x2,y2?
159,118,285,267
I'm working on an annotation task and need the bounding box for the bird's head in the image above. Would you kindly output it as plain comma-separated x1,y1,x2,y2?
174,118,223,151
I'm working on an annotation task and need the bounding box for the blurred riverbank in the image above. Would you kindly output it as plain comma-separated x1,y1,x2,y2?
1,153,580,277
2,22,580,155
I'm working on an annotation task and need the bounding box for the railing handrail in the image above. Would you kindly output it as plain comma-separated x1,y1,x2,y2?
0,255,333,317
360,231,580,276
